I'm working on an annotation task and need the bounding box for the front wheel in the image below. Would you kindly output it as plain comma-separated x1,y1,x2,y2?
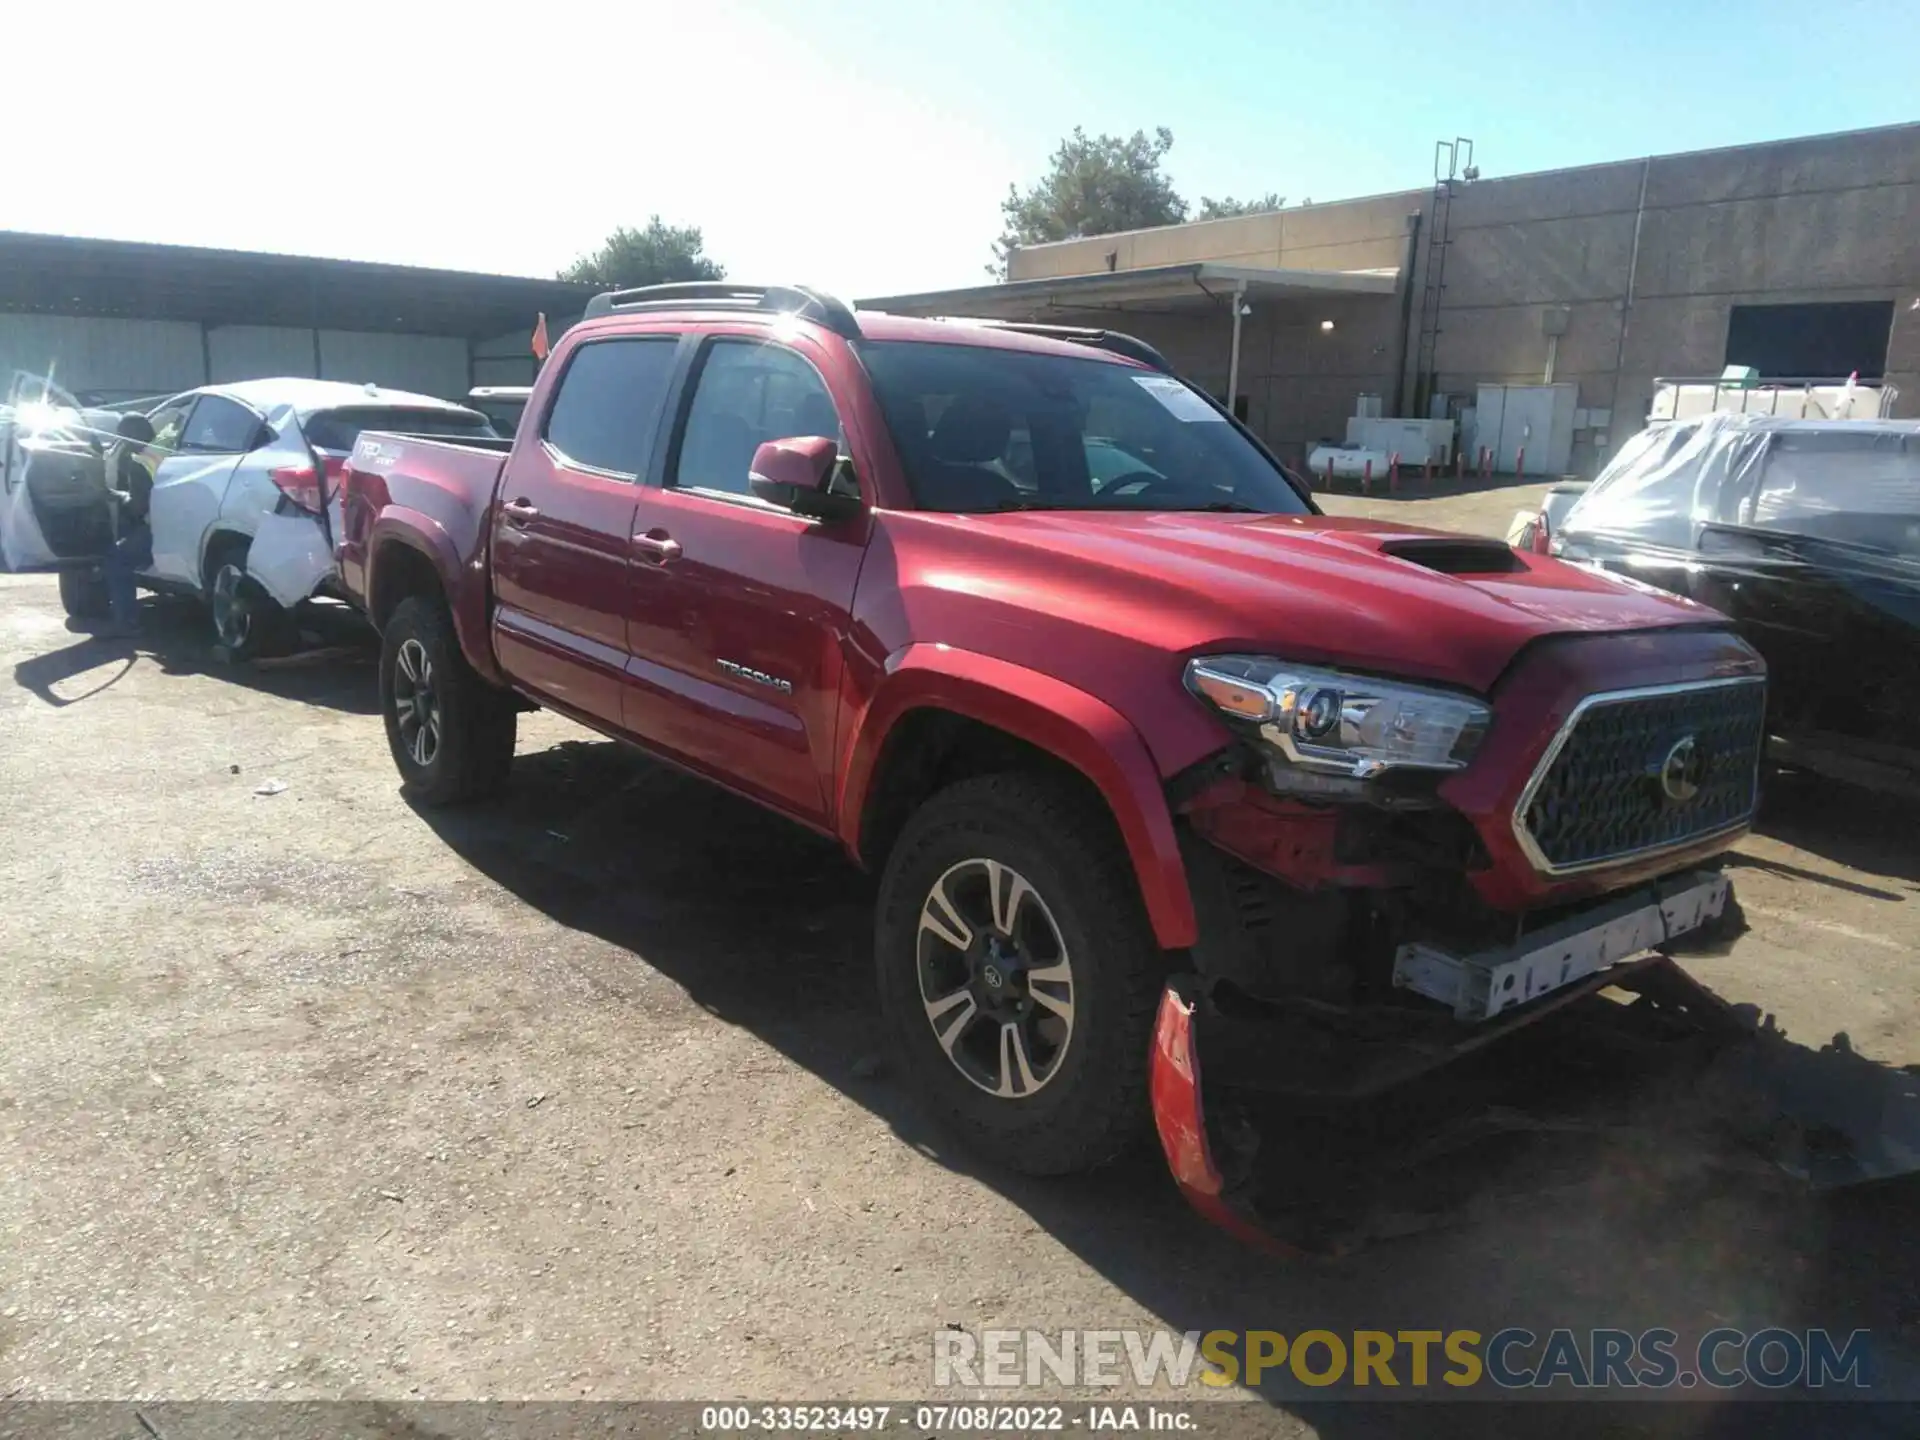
380,595,517,805
58,568,110,620
874,773,1164,1176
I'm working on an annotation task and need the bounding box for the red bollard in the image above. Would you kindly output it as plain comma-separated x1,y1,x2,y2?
1389,451,1400,492
1363,458,1373,494
1454,449,1464,482
1515,446,1526,481
1425,457,1436,485
1480,446,1492,482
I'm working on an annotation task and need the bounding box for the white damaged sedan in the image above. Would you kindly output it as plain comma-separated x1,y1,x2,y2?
2,376,496,656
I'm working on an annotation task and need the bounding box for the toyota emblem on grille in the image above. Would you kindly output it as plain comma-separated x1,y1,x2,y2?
1656,735,1706,804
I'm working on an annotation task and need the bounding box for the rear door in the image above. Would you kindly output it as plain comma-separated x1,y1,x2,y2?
147,393,261,586
489,334,681,729
621,331,871,825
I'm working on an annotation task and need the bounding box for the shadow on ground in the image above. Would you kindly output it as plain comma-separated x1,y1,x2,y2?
417,738,1920,1438
1755,771,1920,890
11,594,379,714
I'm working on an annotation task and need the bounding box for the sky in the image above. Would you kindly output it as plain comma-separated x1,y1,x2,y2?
6,0,1914,300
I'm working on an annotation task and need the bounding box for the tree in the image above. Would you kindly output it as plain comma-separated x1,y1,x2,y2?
561,216,724,288
1195,192,1286,221
992,127,1188,277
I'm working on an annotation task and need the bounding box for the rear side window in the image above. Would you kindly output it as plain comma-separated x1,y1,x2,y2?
304,407,495,452
1747,429,1920,555
543,338,679,478
180,395,262,454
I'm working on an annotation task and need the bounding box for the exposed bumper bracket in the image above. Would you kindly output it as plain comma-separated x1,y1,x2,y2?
1392,869,1730,1021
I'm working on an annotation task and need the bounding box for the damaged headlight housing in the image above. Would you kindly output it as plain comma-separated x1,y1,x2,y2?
1185,655,1491,779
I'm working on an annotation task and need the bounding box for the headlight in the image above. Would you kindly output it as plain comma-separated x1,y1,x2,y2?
1185,655,1490,778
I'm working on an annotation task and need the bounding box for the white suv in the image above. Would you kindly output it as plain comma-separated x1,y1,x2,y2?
3,376,496,655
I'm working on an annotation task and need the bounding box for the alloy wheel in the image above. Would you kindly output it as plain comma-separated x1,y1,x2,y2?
211,563,253,650
392,638,441,768
917,858,1076,1098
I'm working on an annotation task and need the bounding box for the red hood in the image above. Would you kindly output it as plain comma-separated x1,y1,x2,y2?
907,510,1721,694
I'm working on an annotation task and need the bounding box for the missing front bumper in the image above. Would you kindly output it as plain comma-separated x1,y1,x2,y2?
1392,869,1732,1022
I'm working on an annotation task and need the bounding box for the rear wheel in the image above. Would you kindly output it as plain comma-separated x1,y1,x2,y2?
207,543,294,660
874,772,1164,1176
57,568,110,620
380,594,517,805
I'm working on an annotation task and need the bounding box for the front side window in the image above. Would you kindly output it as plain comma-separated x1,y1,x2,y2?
144,397,193,456
179,395,262,454
856,340,1309,515
1564,418,1767,549
672,340,843,499
543,338,679,478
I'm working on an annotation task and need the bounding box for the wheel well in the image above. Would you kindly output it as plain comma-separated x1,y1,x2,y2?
200,530,249,590
857,708,1117,873
367,541,444,632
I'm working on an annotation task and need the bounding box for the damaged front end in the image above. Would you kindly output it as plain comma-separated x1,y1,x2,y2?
1150,635,1920,1251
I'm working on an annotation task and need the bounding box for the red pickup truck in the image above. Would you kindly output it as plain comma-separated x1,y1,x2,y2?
338,283,1764,1218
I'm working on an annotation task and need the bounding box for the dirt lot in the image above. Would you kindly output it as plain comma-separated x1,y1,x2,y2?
2,481,1918,1434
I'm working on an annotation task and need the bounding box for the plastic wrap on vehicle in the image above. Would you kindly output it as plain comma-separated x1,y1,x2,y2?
1563,412,1920,555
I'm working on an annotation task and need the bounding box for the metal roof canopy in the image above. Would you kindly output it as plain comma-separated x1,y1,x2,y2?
860,262,1399,320
861,262,1399,405
0,231,597,340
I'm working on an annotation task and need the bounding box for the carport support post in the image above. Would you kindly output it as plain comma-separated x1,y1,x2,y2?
1226,281,1248,418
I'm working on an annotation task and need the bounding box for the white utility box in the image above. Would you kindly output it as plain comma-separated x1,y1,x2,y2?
1473,383,1578,475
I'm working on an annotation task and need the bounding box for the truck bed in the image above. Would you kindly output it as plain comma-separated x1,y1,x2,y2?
335,431,512,614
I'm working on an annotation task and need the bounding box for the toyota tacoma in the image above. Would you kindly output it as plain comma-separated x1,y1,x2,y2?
336,283,1766,1235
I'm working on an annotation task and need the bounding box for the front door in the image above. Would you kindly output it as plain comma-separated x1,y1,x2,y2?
623,334,869,825
1,374,111,571
146,393,257,586
488,334,680,729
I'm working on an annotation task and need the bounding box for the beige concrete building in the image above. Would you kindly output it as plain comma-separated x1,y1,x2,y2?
865,121,1920,475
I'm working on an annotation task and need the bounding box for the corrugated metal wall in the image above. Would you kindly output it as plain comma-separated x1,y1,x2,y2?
209,325,314,382
318,331,467,398
0,314,202,398
2,313,481,403
470,315,582,389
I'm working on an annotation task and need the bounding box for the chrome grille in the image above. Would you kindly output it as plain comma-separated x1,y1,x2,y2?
1516,678,1766,874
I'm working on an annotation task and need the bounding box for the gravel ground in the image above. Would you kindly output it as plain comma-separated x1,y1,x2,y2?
2,483,1917,1436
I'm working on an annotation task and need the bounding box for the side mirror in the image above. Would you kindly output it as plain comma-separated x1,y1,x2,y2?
748,435,861,521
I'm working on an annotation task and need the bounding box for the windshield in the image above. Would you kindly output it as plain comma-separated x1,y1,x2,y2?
856,339,1311,514
303,406,497,452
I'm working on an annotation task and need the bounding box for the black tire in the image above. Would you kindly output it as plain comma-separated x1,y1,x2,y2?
380,594,517,806
206,541,295,661
58,567,110,620
874,772,1164,1176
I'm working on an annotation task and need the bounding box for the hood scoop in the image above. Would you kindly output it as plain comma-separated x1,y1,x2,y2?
1376,536,1525,576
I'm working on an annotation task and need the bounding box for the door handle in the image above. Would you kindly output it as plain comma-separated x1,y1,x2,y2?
500,498,540,524
633,530,681,563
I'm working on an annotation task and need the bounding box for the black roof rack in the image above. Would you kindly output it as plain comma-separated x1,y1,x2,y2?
581,282,860,339
948,319,1172,373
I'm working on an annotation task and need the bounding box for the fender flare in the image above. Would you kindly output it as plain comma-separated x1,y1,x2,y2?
838,643,1198,950
365,509,500,683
